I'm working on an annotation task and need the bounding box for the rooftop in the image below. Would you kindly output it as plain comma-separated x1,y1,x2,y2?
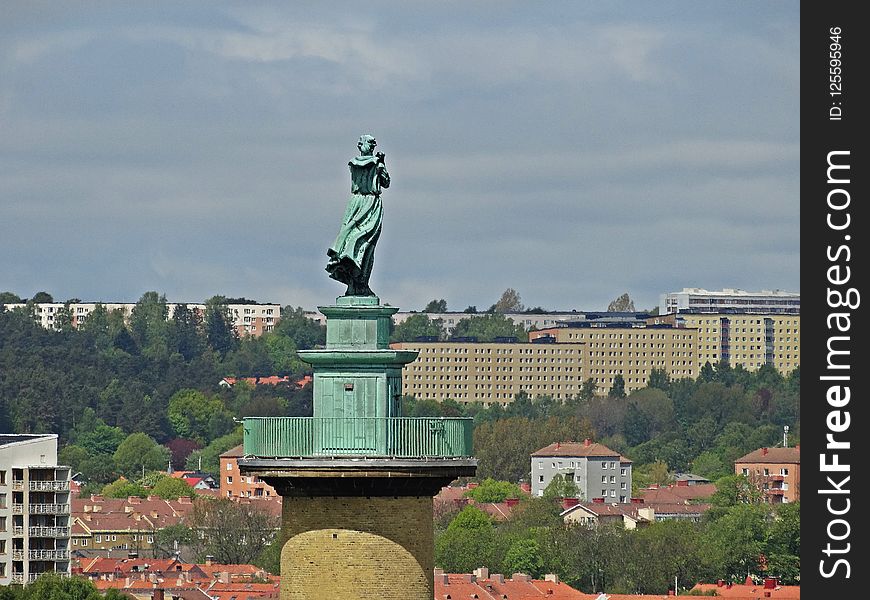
532,440,630,461
735,447,800,464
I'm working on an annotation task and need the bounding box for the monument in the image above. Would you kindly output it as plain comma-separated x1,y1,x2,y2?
238,136,476,600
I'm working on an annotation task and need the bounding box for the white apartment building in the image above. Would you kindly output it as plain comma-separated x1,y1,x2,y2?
392,311,589,336
660,288,800,315
1,302,282,337
0,434,71,586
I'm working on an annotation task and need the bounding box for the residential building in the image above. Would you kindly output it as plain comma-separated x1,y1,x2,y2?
530,320,698,395
660,288,800,315
70,495,195,557
390,340,586,405
1,302,282,337
531,440,632,502
219,446,278,500
735,446,800,503
0,434,71,585
677,313,800,374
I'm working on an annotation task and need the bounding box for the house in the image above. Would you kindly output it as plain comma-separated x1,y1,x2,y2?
219,445,278,500
735,446,800,503
531,439,632,502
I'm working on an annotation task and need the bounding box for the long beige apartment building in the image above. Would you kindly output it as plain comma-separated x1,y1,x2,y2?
390,340,585,405
530,324,698,395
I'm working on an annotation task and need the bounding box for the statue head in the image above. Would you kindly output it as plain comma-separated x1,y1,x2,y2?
357,134,377,156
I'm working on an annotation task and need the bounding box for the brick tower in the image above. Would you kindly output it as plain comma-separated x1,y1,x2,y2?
238,295,476,600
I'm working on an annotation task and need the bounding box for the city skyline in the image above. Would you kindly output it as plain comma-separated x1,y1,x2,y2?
1,2,799,312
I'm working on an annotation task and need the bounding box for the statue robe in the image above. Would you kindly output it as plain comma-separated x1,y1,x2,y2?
325,155,390,296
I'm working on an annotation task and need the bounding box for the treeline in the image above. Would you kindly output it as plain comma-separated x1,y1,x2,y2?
403,363,800,484
0,293,322,486
434,488,800,594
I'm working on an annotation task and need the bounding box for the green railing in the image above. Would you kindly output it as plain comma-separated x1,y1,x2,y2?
243,417,474,458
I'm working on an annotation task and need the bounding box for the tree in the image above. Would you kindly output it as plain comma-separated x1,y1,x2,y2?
435,506,498,573
450,313,526,342
102,478,148,498
187,498,280,564
543,473,581,499
129,291,170,357
423,299,448,313
166,438,201,470
31,291,54,303
274,306,325,350
464,478,521,503
647,368,671,392
168,389,233,444
492,288,524,313
607,293,636,312
170,303,204,360
114,433,171,478
610,374,626,398
151,476,196,499
701,504,769,581
580,378,598,400
152,523,195,560
503,538,544,578
185,429,243,473
0,291,22,304
204,295,239,356
391,313,445,342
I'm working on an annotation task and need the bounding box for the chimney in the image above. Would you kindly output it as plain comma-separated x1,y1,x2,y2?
473,567,489,580
220,571,230,584
544,574,559,584
433,568,444,577
462,574,476,583
466,483,479,490
561,497,579,509
555,442,560,449
512,573,531,582
668,590,675,596
128,552,138,559
178,496,192,504
717,579,725,587
765,593,772,598
631,498,644,504
762,447,769,455
764,577,777,589
491,574,504,584
593,497,605,503
583,438,591,447
153,588,164,600
505,498,520,507
205,555,214,566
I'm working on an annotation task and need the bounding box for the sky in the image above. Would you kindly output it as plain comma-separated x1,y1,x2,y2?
0,2,799,313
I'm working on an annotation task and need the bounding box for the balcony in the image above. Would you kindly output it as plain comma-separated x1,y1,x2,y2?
12,550,25,561
243,417,474,459
29,549,69,561
12,526,25,536
29,526,70,538
27,504,70,515
11,480,24,491
29,480,70,492
11,573,24,585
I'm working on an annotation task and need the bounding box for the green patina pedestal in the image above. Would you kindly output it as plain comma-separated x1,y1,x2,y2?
238,296,476,600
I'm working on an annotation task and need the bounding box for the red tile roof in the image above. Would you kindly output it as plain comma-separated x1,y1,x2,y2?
532,441,631,462
638,483,717,504
436,572,588,599
735,447,800,464
691,582,800,598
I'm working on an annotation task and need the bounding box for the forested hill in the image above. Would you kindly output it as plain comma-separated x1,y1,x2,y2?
0,296,322,450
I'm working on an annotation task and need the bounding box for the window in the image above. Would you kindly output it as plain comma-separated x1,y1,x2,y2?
82,539,88,547
601,476,607,483
539,475,544,482
226,462,232,471
781,468,789,476
0,471,5,485
610,476,616,484
621,483,627,490
95,535,102,543
226,476,233,484
620,468,626,476
742,468,749,476
610,490,616,497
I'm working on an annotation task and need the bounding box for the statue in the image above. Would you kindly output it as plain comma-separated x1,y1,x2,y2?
325,134,391,296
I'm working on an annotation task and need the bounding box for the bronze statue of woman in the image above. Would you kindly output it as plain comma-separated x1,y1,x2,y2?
325,134,391,297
